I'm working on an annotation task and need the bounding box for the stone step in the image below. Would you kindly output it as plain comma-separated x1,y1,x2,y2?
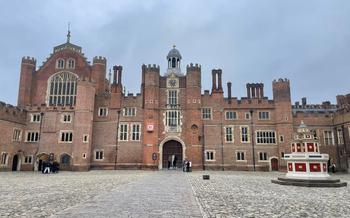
277,177,341,183
271,178,347,188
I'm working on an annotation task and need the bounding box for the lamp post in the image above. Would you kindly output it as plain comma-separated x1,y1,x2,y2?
250,110,256,171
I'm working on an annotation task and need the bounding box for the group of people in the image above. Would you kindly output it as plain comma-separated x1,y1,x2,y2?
167,155,192,172
41,161,59,174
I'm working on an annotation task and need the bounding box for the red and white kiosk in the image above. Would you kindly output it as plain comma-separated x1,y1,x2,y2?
272,122,347,187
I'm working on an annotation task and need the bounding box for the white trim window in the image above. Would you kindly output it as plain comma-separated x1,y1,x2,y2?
67,58,75,69
26,131,39,142
279,135,285,143
61,113,72,123
225,126,234,143
202,108,212,120
98,107,108,117
205,150,215,161
95,150,104,160
123,107,136,116
258,111,270,120
83,134,89,143
166,110,180,127
48,72,78,106
12,129,22,141
24,155,33,164
1,152,9,165
59,131,73,143
131,123,141,141
30,113,41,123
259,152,268,161
245,112,251,120
337,129,344,145
324,130,334,145
236,151,246,161
167,90,178,106
119,123,128,141
240,126,250,143
256,130,276,144
56,58,65,69
225,111,237,120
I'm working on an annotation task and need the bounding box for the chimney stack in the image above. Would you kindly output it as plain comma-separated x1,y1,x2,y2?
227,82,232,100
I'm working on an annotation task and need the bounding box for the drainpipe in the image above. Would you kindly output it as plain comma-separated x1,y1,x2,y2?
250,110,256,171
220,109,224,171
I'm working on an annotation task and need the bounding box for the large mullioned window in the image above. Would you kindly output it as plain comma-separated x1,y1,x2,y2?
48,72,78,106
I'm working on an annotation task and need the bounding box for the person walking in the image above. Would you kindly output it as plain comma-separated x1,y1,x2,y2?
167,155,171,169
173,155,177,169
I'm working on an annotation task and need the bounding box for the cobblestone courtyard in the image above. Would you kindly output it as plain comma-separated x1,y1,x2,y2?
0,170,349,218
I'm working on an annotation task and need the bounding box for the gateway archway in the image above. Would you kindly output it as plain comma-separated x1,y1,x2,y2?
35,153,49,171
159,137,186,170
12,154,19,171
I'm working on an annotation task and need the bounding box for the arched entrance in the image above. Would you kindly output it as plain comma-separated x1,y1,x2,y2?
12,155,19,171
270,158,278,171
162,140,183,169
36,153,49,171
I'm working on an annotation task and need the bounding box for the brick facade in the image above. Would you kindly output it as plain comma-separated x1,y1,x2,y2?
1,39,350,172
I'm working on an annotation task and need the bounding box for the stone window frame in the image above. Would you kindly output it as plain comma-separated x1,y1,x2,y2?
12,128,22,142
225,110,237,120
83,134,89,143
30,113,41,123
56,58,65,69
131,123,141,141
224,125,234,143
258,111,270,120
323,130,334,146
1,152,9,166
59,130,73,143
279,135,285,143
66,58,75,69
61,113,73,123
201,107,212,120
119,123,129,141
47,71,78,106
23,155,33,164
98,107,108,117
240,126,250,143
167,89,179,106
94,149,104,161
244,112,251,120
336,128,344,145
255,130,277,145
25,131,40,142
205,150,215,161
123,107,136,117
235,150,247,162
258,151,269,162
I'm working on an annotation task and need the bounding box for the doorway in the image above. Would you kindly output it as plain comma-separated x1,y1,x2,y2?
271,158,278,171
36,153,49,171
12,154,19,171
162,140,183,169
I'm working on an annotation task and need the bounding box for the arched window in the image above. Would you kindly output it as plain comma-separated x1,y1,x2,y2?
60,154,71,165
67,59,75,69
171,58,176,68
56,59,65,69
47,72,78,106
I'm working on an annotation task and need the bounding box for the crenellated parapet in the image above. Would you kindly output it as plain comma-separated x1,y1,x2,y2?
0,101,27,124
93,56,107,65
186,63,201,71
21,56,36,66
142,64,160,73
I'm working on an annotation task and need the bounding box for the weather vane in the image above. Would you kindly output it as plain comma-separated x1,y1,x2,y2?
67,22,71,43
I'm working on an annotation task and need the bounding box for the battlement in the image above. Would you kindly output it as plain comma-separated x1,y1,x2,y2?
21,56,36,65
142,64,160,73
337,93,350,108
0,101,27,123
186,63,201,71
273,78,290,83
292,98,337,114
93,56,107,64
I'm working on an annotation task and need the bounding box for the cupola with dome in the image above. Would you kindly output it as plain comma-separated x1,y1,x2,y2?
166,45,182,76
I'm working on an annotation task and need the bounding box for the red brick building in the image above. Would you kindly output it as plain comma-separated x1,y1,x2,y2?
1,36,350,172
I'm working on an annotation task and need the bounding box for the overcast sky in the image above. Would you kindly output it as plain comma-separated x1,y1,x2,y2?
0,0,349,106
